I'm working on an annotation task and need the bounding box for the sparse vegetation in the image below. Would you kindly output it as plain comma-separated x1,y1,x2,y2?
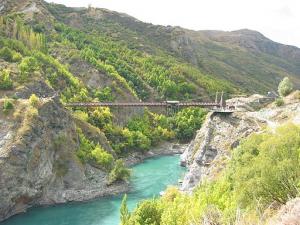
275,97,284,106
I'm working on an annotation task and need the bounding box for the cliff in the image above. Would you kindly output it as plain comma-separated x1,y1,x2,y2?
181,93,300,190
0,98,127,221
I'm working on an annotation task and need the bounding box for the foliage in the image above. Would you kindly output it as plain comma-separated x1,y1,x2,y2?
171,108,207,141
0,47,21,62
94,87,115,102
91,145,114,171
275,97,284,106
73,110,89,121
123,123,300,224
108,159,131,184
278,77,293,97
0,16,47,52
126,199,162,225
230,123,300,208
76,129,114,170
88,107,112,130
29,94,40,107
120,194,131,225
2,98,14,113
19,56,39,81
0,69,13,90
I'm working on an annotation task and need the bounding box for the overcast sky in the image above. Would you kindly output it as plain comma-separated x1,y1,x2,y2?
45,0,300,47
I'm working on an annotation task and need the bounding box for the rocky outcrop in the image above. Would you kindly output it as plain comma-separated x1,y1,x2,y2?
180,111,260,191
268,198,300,225
0,99,127,222
181,94,300,191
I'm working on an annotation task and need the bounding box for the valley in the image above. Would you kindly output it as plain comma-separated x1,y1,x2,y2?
0,0,300,224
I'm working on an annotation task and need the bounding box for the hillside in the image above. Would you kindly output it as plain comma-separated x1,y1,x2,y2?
1,0,300,223
44,1,300,93
2,0,300,97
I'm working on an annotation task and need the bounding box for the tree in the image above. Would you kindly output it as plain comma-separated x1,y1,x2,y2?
278,77,293,97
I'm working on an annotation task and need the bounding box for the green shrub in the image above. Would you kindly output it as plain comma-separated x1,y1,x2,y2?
278,77,293,97
88,107,112,130
76,130,95,162
19,56,39,80
94,87,115,102
108,159,131,184
275,97,284,106
120,195,131,225
3,99,13,113
91,145,114,171
29,94,40,107
230,123,300,208
0,69,13,90
0,47,22,62
127,199,162,225
73,110,89,121
12,51,22,62
0,47,13,62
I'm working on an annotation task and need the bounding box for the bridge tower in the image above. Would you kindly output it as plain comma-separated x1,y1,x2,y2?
219,91,226,108
215,92,219,104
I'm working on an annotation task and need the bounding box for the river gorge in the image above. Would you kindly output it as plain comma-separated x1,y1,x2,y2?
1,155,185,225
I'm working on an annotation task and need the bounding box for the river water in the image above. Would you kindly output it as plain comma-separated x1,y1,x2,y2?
2,155,185,225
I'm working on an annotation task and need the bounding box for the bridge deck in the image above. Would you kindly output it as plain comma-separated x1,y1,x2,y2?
65,102,220,108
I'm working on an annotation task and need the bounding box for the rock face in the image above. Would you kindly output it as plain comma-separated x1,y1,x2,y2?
268,198,300,225
0,99,127,222
180,111,260,191
180,94,300,191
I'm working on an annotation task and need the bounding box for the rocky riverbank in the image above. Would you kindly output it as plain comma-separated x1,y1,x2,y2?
124,141,187,167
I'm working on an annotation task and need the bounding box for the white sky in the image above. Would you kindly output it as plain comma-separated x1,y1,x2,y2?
45,0,300,47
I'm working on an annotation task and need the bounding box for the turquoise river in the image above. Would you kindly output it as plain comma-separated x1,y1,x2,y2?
1,155,185,225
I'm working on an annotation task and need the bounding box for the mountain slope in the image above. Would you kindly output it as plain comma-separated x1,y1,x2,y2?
43,2,300,93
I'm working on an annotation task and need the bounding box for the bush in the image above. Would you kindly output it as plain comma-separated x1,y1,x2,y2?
3,99,13,113
275,97,284,106
0,47,13,62
91,145,114,171
88,107,112,130
0,69,13,90
29,94,40,107
230,123,300,208
108,159,131,184
278,77,293,97
19,56,39,80
127,199,162,225
73,110,89,121
0,47,22,62
172,108,207,141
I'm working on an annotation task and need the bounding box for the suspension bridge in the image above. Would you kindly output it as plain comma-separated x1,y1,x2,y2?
65,92,235,114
